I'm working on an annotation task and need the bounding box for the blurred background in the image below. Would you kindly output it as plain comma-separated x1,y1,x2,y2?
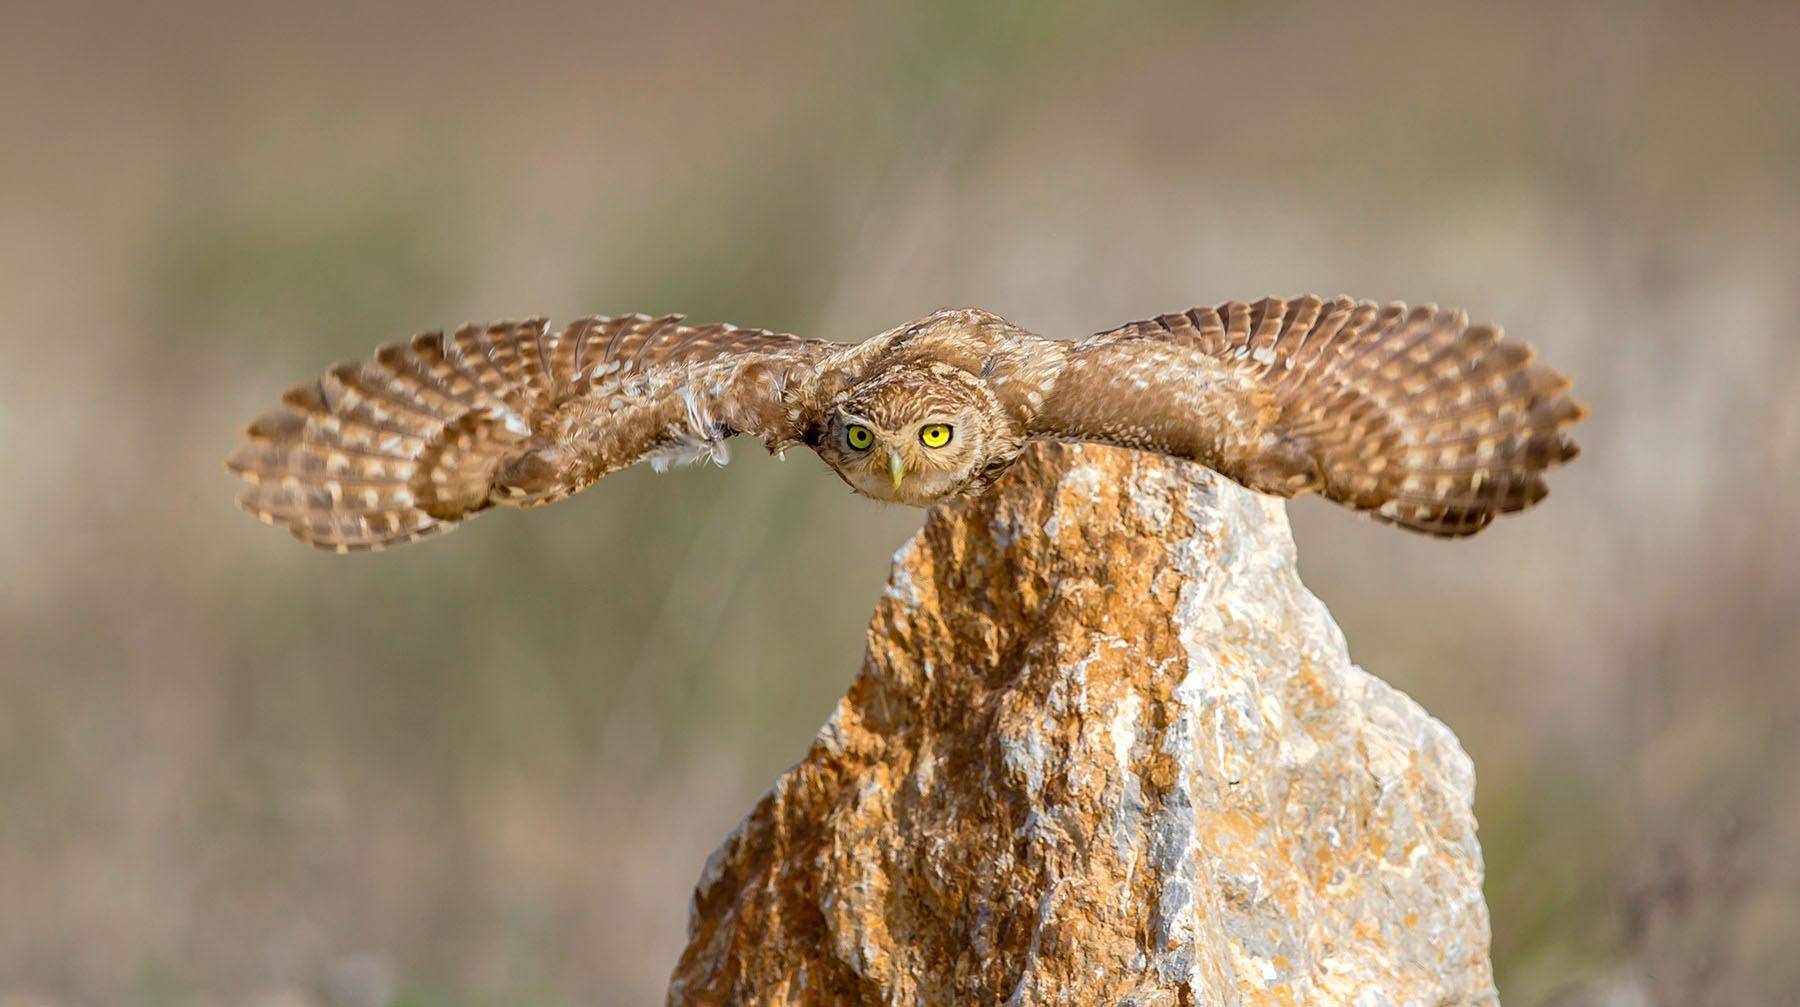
3,2,1797,1004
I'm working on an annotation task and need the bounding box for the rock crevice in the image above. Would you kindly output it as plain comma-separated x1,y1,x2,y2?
668,443,1496,1006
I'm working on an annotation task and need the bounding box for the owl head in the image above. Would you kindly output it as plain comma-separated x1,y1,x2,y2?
815,361,997,506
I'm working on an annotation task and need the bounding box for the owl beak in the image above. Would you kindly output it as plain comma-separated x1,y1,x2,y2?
888,450,907,489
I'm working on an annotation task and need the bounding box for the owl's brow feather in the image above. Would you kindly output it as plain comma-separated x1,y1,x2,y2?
837,368,984,430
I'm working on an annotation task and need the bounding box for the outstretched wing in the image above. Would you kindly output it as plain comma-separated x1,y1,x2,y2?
226,315,838,551
1028,296,1587,537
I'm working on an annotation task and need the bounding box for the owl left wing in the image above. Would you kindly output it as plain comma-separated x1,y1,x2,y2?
1025,296,1585,537
227,315,844,551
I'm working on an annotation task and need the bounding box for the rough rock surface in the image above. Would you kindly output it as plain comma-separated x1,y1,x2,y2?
668,443,1496,1006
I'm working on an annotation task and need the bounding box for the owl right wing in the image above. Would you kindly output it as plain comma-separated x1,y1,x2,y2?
226,315,843,551
1026,296,1586,537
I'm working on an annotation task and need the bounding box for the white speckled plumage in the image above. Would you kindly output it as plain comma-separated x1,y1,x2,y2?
227,297,1586,550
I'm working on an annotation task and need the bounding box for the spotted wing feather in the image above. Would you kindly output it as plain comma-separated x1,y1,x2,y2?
227,315,836,551
1031,296,1587,537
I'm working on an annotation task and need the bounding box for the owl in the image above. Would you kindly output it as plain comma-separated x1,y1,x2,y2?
226,296,1585,551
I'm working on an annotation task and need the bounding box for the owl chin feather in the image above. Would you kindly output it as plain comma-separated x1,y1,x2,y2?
837,466,972,507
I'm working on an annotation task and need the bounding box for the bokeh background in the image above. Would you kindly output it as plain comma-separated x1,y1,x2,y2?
4,2,1797,1004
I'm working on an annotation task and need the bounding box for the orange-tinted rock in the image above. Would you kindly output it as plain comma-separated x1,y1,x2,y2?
668,443,1496,1006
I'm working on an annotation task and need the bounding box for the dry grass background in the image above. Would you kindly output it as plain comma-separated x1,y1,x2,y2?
2,2,1797,1004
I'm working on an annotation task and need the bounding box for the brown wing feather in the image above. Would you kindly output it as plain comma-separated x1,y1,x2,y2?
227,315,837,552
1031,296,1587,537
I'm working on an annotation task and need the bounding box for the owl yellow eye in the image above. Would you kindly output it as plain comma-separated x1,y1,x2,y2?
919,423,953,448
846,424,874,450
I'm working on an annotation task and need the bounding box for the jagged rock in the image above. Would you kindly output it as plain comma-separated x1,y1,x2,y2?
668,443,1496,1006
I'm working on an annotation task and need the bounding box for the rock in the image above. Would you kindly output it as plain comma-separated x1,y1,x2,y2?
668,443,1497,1006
